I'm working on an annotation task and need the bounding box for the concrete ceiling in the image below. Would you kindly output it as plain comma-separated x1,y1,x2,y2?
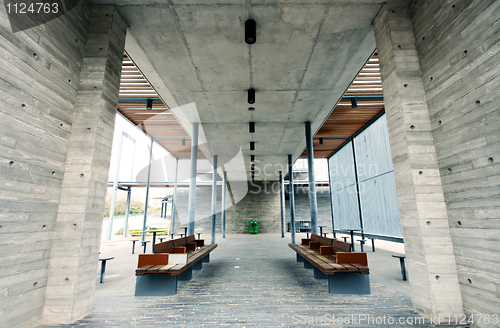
93,0,405,181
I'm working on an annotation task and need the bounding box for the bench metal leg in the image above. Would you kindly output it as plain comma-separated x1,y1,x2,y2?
358,239,365,253
304,260,313,270
202,254,210,263
99,260,107,283
399,258,407,281
328,273,370,294
313,267,327,279
296,253,304,263
135,274,177,296
131,240,136,254
178,267,193,281
193,260,203,270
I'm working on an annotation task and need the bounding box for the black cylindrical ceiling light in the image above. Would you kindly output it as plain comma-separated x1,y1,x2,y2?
251,155,255,162
351,96,358,108
245,19,256,44
146,98,153,109
250,141,255,151
248,88,255,104
319,138,324,145
249,122,255,133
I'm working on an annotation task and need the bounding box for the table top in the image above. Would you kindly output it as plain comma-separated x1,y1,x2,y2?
99,257,114,261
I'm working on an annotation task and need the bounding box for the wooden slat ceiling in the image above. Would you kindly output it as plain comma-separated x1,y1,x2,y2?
300,54,384,158
117,53,383,161
117,54,204,159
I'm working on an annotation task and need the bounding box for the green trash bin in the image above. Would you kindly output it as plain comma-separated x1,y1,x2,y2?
249,221,258,234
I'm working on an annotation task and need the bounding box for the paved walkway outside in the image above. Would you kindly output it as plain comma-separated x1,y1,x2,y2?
40,233,466,327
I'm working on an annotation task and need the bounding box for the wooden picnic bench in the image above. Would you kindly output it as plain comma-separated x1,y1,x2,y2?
135,235,217,296
289,234,370,294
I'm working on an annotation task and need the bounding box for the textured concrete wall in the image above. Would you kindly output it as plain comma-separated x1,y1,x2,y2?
43,6,126,324
226,181,281,234
408,0,500,323
0,2,93,327
374,3,463,318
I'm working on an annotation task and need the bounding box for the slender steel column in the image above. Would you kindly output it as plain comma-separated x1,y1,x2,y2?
107,133,124,240
171,158,179,235
141,138,154,242
222,170,227,238
123,187,131,237
327,160,336,238
279,171,285,238
305,122,318,235
211,155,218,244
351,141,364,252
288,155,296,243
187,122,199,236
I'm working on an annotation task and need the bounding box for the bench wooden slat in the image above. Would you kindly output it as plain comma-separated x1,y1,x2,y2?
148,265,166,272
136,264,156,275
329,263,349,271
349,263,370,274
157,264,178,272
339,263,358,272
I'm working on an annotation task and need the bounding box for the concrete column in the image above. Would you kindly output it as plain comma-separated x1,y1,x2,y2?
124,187,131,237
305,122,318,235
171,158,179,234
43,6,126,323
279,171,285,238
222,171,227,238
187,123,199,236
374,3,463,317
211,155,218,244
288,155,296,243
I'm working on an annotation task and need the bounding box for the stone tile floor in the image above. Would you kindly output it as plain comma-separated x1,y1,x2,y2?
40,233,467,327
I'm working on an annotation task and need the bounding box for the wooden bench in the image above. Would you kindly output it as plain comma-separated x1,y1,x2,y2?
289,234,370,294
135,235,217,296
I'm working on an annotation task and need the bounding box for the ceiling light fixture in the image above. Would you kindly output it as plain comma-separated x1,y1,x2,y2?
182,139,186,146
319,138,324,145
248,88,255,104
146,98,153,109
249,122,255,133
245,19,256,44
350,96,358,108
250,141,255,151
251,155,255,162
